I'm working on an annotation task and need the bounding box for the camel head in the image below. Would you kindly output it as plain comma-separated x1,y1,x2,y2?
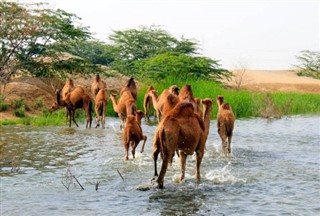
136,110,145,121
149,90,157,97
217,95,224,105
65,78,74,87
147,85,155,92
49,102,60,112
169,85,179,96
95,74,100,82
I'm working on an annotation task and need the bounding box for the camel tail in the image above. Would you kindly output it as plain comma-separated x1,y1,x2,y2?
226,124,233,137
159,128,166,160
89,100,93,118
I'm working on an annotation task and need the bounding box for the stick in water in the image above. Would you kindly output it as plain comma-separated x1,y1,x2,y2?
117,169,124,181
73,175,85,190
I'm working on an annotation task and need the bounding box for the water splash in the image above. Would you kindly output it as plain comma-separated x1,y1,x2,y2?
205,162,246,184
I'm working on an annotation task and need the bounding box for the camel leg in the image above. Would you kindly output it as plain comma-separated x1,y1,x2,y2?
101,115,105,129
124,141,130,160
227,135,232,154
140,135,147,153
180,152,187,182
195,150,204,180
131,141,136,159
157,156,170,189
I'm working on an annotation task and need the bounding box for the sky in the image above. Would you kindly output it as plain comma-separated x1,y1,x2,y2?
22,0,320,70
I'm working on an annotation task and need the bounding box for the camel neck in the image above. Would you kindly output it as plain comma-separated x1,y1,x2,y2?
110,96,119,112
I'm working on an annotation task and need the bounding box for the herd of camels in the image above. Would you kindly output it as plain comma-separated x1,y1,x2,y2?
50,75,235,189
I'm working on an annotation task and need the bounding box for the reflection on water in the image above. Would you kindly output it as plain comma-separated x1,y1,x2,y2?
1,115,319,215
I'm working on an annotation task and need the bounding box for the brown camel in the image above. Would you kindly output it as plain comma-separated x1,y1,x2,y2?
152,98,213,189
91,74,107,99
120,77,137,100
56,86,93,128
49,79,75,123
123,110,147,160
143,85,155,121
110,91,137,129
148,85,180,122
94,88,107,128
216,95,235,156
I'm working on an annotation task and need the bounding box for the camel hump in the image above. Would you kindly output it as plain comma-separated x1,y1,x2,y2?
179,84,194,101
222,103,231,110
172,102,194,117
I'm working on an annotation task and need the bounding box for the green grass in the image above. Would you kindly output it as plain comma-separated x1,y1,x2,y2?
1,77,319,126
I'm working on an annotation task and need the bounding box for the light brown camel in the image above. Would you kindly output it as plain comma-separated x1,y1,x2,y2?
123,110,147,160
94,88,107,128
120,77,137,100
152,98,213,189
148,85,179,122
91,74,107,99
110,91,137,129
216,95,235,156
55,86,93,128
143,85,155,121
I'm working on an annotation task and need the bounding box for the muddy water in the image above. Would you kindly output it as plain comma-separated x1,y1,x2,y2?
1,115,319,215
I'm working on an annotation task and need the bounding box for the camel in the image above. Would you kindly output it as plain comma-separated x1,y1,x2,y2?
143,85,155,121
148,85,180,122
55,86,93,128
216,95,235,156
123,110,147,160
94,88,107,128
151,98,214,189
91,74,107,99
120,77,137,100
110,91,137,129
49,79,75,122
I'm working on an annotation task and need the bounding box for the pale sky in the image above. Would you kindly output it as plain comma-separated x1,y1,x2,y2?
23,0,320,70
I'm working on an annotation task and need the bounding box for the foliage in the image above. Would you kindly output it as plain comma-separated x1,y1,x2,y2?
0,1,94,83
133,52,231,81
107,25,229,81
53,40,116,66
294,50,320,79
0,95,8,111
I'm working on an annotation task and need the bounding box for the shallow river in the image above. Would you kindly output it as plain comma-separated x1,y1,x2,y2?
1,115,319,215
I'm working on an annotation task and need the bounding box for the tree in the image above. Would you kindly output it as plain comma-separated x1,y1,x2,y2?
108,25,198,74
0,1,94,86
133,52,230,81
294,50,320,79
108,25,230,81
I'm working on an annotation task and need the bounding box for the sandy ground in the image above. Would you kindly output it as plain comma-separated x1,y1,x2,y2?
224,70,320,93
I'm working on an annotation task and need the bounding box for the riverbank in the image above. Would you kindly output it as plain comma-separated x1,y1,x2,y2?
0,69,319,123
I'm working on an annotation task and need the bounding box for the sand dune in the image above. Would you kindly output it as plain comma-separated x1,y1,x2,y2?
224,70,320,93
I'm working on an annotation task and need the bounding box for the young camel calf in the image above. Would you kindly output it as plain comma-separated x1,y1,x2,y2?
216,95,235,156
152,98,213,189
123,110,147,160
94,88,107,128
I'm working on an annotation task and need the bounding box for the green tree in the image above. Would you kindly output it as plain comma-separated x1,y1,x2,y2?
0,1,94,85
54,40,116,66
294,50,320,79
133,52,230,81
108,25,230,81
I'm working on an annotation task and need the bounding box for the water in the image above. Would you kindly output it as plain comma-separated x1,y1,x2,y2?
1,115,319,215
